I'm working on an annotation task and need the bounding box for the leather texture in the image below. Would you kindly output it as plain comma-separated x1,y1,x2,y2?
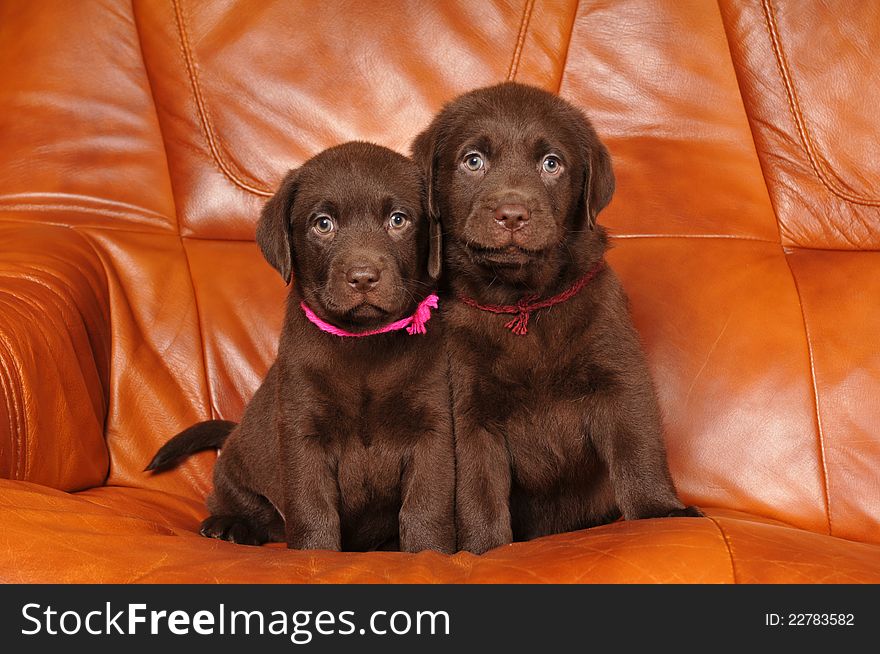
1,0,878,583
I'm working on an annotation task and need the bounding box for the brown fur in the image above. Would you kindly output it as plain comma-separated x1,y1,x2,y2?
155,142,454,553
412,82,700,554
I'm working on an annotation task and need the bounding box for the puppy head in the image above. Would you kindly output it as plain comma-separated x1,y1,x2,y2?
412,82,614,291
257,142,440,331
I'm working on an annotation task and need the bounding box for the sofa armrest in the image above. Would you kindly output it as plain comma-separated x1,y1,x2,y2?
0,220,110,490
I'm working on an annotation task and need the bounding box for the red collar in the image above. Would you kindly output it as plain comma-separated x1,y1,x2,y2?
457,259,606,335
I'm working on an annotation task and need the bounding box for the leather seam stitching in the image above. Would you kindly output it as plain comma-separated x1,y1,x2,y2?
612,233,774,243
706,516,738,584
507,0,535,81
171,0,272,197
762,0,880,206
781,250,833,536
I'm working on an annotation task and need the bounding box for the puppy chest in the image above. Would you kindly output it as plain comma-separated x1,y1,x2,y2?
461,370,600,491
336,444,403,516
309,387,430,449
309,392,431,511
503,404,598,488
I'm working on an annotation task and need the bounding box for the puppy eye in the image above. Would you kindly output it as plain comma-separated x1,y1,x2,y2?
388,212,409,229
313,215,335,235
542,155,562,175
463,152,484,172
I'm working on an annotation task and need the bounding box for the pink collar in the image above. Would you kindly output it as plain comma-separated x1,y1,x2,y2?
300,294,439,337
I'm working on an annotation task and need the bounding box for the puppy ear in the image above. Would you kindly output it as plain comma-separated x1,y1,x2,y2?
256,168,299,284
584,139,615,229
427,217,442,281
411,124,440,220
413,126,444,280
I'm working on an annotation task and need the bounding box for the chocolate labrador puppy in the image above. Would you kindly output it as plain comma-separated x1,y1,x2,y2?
148,142,454,553
412,82,700,554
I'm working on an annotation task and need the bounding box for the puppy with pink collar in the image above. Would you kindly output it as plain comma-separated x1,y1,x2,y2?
149,142,453,554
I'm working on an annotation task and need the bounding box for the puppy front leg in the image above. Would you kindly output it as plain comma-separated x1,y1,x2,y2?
399,427,455,554
591,391,702,521
282,435,341,551
202,456,284,546
455,423,513,554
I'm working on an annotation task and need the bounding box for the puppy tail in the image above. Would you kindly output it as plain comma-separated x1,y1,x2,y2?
145,420,237,473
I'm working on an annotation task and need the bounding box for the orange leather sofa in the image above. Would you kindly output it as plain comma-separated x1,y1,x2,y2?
1,0,878,583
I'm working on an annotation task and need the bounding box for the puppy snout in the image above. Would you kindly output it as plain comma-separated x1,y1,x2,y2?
494,204,530,232
346,265,382,293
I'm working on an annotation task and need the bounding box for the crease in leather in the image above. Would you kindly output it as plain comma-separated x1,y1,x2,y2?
134,2,213,424
61,229,126,487
781,252,833,536
506,0,536,81
0,291,63,480
180,238,218,422
812,210,873,250
0,202,173,231
555,0,580,93
706,515,738,584
0,330,25,478
0,225,113,484
79,483,207,519
72,497,198,533
72,231,114,408
18,259,111,419
0,291,89,481
762,0,880,206
130,0,182,235
717,6,834,531
66,228,115,488
0,213,175,237
171,0,273,197
715,0,785,248
785,243,880,254
50,226,114,417
0,193,173,225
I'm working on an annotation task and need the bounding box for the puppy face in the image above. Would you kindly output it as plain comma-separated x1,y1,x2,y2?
257,142,440,330
412,82,614,290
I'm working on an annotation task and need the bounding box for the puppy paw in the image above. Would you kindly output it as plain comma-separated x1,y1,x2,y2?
458,528,513,555
200,515,263,546
666,505,704,518
285,530,341,551
629,504,704,521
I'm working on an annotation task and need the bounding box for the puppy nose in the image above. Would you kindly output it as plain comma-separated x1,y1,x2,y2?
346,266,381,292
494,204,530,231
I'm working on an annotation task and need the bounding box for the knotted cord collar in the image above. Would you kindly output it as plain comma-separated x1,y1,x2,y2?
457,260,605,335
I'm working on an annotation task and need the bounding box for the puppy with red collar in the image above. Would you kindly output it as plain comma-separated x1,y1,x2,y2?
413,83,701,554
